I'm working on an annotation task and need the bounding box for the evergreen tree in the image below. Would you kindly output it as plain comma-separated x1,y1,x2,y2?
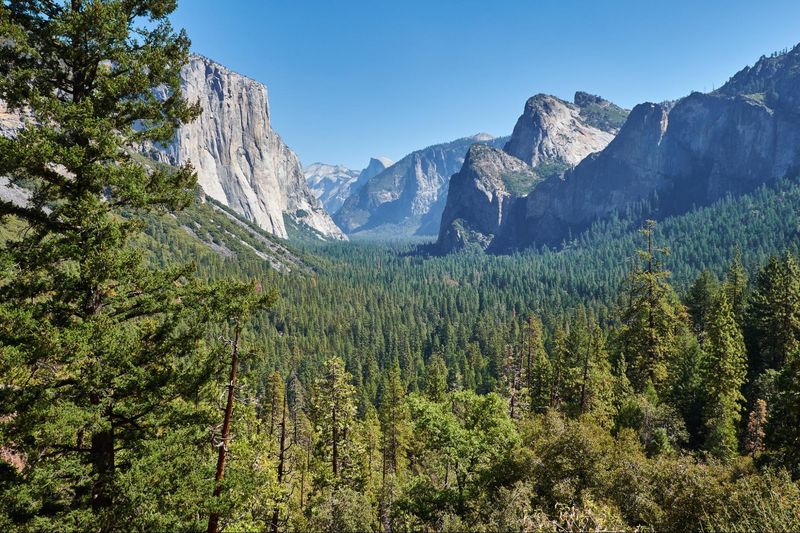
549,326,568,409
378,360,410,533
523,315,551,414
616,221,686,394
0,2,265,530
582,325,615,422
686,270,718,340
266,371,286,438
747,254,800,372
767,348,800,478
702,290,747,460
310,357,358,486
725,248,749,326
424,355,448,403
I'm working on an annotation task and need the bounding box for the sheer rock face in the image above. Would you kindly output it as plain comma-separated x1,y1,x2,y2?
437,144,539,252
503,94,617,167
436,92,625,252
524,52,800,248
334,134,506,237
304,157,392,214
153,55,346,241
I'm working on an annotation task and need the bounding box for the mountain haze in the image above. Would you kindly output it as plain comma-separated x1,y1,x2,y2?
304,157,392,213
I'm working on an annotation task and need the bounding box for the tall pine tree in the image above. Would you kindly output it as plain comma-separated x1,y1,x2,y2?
616,220,686,394
0,2,263,530
702,289,747,460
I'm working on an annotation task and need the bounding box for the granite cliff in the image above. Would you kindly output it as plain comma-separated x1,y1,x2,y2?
150,55,345,241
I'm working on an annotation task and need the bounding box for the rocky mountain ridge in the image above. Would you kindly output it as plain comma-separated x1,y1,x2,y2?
304,157,392,214
437,91,628,252
437,43,800,253
503,93,621,169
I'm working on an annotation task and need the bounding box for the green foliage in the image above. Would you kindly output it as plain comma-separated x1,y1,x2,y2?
501,169,541,196
747,254,800,372
702,289,747,460
767,348,800,478
0,2,270,530
615,221,688,393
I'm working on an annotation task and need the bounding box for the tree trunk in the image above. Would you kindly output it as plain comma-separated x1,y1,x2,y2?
90,402,115,528
270,394,288,533
207,321,242,533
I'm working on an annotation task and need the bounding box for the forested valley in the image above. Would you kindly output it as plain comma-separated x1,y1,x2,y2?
2,2,800,532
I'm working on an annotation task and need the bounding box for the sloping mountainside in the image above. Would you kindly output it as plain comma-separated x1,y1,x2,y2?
148,54,345,241
438,92,627,252
333,134,509,237
441,44,800,253
304,156,392,213
0,100,311,271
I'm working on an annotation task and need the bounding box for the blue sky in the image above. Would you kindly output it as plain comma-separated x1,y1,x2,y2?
171,0,800,169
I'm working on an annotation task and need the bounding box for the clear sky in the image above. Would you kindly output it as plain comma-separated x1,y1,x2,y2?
170,0,800,170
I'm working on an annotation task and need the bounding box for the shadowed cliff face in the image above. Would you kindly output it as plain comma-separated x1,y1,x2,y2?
438,43,800,253
437,144,540,253
524,81,800,248
436,91,627,252
152,55,346,241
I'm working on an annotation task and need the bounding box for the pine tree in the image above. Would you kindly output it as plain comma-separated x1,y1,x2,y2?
378,360,410,533
686,270,718,340
767,347,800,478
702,289,747,460
266,371,286,438
0,2,267,530
523,315,551,414
549,326,568,409
725,248,748,326
424,354,448,403
310,357,358,484
207,287,275,533
747,254,800,372
616,220,686,394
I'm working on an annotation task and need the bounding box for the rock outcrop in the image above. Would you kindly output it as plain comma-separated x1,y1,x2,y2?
152,55,345,241
437,144,539,252
436,92,626,252
304,163,360,214
522,43,800,248
503,93,623,169
334,134,507,237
